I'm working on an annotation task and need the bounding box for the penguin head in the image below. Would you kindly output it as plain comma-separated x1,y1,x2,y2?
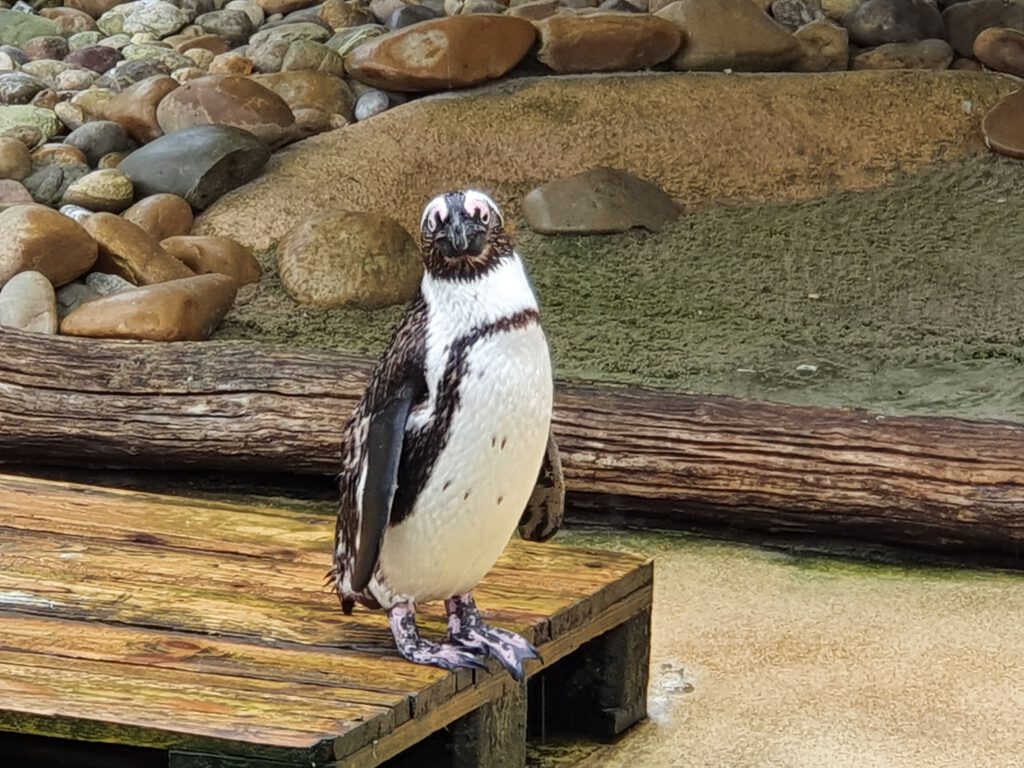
419,189,510,280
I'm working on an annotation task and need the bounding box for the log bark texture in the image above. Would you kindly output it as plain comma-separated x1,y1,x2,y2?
1,329,1022,557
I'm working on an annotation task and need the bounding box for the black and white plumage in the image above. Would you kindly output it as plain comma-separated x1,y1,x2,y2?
331,189,563,680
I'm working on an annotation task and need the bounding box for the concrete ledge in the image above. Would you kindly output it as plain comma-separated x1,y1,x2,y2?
196,70,1018,247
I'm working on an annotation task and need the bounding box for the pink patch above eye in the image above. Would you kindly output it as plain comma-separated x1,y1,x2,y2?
422,198,449,230
465,198,489,219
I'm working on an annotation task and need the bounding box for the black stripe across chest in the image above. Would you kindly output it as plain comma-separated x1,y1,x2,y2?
389,309,540,526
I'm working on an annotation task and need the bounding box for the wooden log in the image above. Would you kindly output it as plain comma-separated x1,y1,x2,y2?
1,328,1022,557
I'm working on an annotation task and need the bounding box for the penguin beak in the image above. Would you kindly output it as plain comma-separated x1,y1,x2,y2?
439,210,486,258
447,219,470,253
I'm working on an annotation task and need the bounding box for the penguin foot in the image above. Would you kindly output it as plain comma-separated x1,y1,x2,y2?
388,601,487,672
445,592,542,682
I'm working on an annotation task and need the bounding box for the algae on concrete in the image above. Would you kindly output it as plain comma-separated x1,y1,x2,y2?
533,528,1024,768
216,154,1024,421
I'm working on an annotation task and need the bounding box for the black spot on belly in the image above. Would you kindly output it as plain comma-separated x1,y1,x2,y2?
491,436,496,447
463,491,470,500
442,480,452,491
500,437,507,450
497,495,503,505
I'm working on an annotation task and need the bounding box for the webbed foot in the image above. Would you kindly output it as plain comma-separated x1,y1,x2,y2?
446,592,542,682
389,601,487,672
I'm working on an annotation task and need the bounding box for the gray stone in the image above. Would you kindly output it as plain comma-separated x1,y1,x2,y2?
281,39,345,73
68,31,104,50
225,0,264,27
248,39,290,72
325,24,385,57
0,10,59,47
354,88,388,121
122,43,194,71
772,0,827,30
523,166,680,234
56,280,101,317
387,4,439,29
121,0,191,37
85,270,137,295
843,0,945,46
20,59,69,84
0,72,51,106
55,68,98,91
119,124,271,209
65,119,136,165
23,162,91,206
59,203,95,222
98,34,132,50
249,21,332,45
599,0,644,11
195,9,254,45
98,58,171,89
0,269,57,333
0,46,28,68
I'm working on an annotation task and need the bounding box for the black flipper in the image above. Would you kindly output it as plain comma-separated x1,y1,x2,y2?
518,430,565,543
351,382,416,593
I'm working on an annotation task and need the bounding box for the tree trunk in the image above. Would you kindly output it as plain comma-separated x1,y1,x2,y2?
1,328,1022,557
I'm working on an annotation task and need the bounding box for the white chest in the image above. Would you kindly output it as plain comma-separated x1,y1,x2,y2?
377,323,553,604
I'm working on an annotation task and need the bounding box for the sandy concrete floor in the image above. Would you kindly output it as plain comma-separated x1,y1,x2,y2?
538,529,1024,768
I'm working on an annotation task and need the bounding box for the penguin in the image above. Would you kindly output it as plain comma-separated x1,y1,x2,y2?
331,189,563,681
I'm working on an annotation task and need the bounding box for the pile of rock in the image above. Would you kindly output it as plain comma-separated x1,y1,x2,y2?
0,194,261,340
1,0,1024,343
0,0,1021,218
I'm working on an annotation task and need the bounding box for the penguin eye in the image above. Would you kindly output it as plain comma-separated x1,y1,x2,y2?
479,208,490,225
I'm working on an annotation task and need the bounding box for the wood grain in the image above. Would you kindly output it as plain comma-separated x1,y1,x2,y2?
0,329,1021,556
0,473,652,766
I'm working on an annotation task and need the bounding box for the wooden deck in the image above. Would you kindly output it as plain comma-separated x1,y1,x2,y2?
0,474,653,767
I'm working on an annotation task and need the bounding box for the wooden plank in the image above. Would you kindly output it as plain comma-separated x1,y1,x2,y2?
0,474,328,561
0,615,417,712
0,475,653,765
0,530,630,651
0,650,390,763
1,329,1023,558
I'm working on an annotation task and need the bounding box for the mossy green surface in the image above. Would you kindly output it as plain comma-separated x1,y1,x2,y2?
215,154,1024,421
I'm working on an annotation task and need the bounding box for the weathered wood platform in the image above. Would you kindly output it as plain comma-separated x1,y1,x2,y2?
0,474,653,767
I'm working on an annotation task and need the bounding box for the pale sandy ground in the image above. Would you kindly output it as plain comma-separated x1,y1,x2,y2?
536,530,1024,768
